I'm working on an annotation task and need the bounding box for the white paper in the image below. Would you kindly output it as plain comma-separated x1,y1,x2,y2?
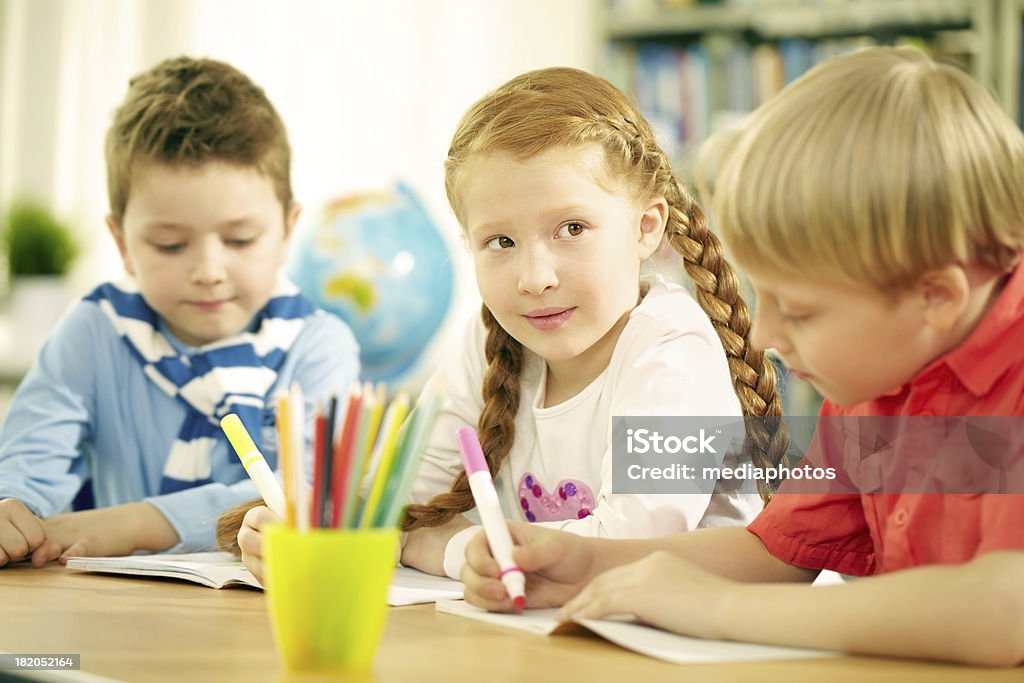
388,566,464,605
435,599,839,665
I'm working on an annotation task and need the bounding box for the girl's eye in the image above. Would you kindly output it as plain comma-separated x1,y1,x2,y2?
226,238,255,248
556,223,586,238
155,243,185,254
485,235,515,251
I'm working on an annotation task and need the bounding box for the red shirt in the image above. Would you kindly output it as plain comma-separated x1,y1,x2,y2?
748,263,1024,576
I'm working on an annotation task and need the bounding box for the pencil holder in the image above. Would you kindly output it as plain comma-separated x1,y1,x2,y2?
264,524,399,672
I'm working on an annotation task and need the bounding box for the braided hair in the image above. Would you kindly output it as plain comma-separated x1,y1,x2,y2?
403,68,787,531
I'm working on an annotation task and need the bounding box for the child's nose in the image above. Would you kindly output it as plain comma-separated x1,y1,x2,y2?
190,242,227,285
750,306,790,355
517,249,558,295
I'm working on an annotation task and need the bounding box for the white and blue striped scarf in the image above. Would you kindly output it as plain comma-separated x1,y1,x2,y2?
85,278,318,494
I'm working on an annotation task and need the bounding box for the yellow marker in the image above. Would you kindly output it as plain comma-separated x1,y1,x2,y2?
221,413,287,518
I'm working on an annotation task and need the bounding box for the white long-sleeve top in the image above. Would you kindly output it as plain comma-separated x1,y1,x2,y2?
410,277,761,578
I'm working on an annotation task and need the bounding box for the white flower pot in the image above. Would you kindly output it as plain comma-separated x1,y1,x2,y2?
7,275,71,363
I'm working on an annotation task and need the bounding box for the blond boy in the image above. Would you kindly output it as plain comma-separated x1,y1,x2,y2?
462,47,1024,666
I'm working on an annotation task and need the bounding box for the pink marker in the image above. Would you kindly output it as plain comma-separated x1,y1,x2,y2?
456,426,527,610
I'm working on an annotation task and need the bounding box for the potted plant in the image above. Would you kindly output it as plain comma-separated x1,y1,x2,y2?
2,200,79,353
4,201,78,279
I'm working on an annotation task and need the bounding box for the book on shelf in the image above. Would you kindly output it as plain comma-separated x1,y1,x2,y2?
65,552,464,606
605,31,978,159
436,599,839,665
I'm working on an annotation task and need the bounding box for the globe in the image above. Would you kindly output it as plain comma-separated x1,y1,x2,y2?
288,182,455,384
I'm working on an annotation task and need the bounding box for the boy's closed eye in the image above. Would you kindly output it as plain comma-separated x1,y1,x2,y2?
221,224,263,249
779,310,814,325
755,289,817,326
153,242,186,254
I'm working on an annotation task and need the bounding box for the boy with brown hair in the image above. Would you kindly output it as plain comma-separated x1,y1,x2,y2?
0,56,358,566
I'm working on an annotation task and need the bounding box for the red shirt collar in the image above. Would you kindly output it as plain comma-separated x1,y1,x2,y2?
930,260,1024,397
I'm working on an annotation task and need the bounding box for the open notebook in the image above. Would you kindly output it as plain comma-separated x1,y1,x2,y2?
65,552,463,606
436,600,839,665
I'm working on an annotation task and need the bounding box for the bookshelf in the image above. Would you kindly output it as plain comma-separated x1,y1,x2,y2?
1000,0,1024,124
606,1,983,43
599,0,1014,171
599,0,1021,415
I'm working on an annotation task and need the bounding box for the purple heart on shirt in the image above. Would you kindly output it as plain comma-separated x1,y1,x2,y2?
517,473,596,523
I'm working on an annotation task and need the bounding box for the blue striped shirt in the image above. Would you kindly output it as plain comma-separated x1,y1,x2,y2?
0,298,359,551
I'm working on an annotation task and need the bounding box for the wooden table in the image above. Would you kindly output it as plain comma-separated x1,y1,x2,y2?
0,564,1017,682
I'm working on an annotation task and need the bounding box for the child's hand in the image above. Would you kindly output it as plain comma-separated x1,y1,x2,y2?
236,504,279,583
461,521,599,611
557,551,737,639
0,499,61,567
45,502,179,563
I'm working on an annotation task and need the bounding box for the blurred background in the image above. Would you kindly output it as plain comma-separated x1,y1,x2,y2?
1,0,1022,415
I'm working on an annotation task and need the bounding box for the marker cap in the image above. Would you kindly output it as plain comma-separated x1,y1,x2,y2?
456,427,488,475
221,414,258,459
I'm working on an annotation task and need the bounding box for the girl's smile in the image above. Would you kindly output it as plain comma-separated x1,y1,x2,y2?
460,144,665,397
524,307,576,330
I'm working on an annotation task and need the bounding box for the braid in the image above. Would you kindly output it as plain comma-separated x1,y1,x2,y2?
402,305,524,530
660,167,789,503
440,66,789,507
601,116,788,503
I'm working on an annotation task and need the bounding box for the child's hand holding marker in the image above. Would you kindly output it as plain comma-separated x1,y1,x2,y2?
220,412,286,582
217,385,441,584
456,427,526,610
235,503,280,582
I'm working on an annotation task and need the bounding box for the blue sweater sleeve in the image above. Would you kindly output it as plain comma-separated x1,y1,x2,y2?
0,303,99,516
143,312,360,551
